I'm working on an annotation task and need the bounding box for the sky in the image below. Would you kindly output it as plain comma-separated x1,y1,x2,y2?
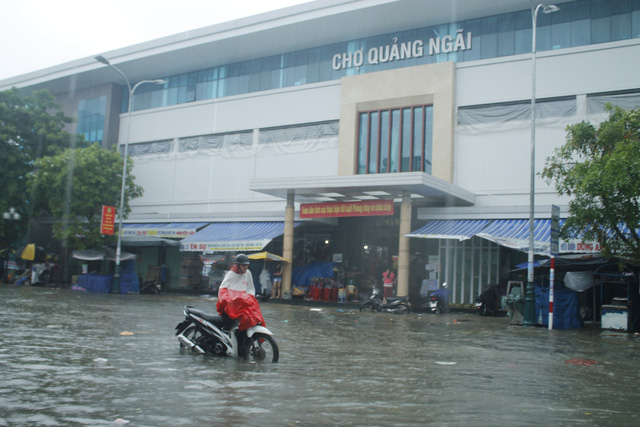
0,0,310,80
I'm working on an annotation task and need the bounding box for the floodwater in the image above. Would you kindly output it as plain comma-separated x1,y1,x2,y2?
1,286,639,426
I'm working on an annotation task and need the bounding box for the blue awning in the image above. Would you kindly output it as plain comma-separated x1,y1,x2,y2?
476,219,552,254
123,223,208,238
408,218,601,255
406,219,491,241
180,222,299,253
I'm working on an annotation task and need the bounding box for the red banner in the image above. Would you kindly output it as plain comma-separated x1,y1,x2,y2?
101,205,116,235
300,200,394,218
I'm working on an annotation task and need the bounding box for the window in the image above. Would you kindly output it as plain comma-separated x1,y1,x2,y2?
357,105,433,175
118,0,640,113
77,96,106,143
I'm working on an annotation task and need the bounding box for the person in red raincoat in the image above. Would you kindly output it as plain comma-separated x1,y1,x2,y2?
216,254,266,331
382,268,396,299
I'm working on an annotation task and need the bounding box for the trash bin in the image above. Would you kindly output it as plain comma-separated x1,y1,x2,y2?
504,281,525,325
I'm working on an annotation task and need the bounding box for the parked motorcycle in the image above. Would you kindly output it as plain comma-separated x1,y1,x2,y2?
359,287,410,313
15,262,58,286
175,306,279,363
140,280,162,294
429,283,450,314
475,284,505,316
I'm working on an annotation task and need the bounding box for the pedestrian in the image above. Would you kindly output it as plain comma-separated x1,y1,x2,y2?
216,254,266,331
259,266,272,297
272,262,282,298
382,268,396,299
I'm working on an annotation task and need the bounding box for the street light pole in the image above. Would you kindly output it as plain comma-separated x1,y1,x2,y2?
524,3,559,326
2,208,21,280
95,55,164,293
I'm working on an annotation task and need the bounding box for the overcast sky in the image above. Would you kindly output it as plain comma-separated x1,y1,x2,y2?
0,0,310,80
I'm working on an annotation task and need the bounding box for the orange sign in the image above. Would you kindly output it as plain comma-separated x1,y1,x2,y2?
300,200,394,218
101,205,116,235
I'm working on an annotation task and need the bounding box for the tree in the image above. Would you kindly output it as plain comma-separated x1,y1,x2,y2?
541,104,640,264
28,144,144,250
0,88,79,247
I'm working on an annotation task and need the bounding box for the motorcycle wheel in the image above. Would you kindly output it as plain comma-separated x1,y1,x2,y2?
179,325,205,354
360,302,374,312
397,303,410,314
244,333,279,363
478,304,488,316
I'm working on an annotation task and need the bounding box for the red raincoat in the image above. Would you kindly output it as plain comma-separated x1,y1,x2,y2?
216,266,265,331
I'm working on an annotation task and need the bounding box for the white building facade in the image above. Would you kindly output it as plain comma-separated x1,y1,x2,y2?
3,0,640,303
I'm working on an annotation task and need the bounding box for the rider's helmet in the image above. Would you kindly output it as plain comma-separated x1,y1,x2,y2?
235,253,251,265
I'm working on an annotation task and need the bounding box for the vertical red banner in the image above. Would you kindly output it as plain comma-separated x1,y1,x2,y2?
101,205,116,235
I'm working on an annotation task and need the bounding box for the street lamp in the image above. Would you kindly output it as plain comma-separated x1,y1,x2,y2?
2,207,21,221
524,3,559,326
95,55,165,293
3,208,21,277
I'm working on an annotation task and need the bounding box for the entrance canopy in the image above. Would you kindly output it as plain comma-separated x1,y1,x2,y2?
180,222,298,253
249,172,475,206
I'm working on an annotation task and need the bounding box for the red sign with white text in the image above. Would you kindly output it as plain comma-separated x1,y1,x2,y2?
101,205,116,235
300,200,394,218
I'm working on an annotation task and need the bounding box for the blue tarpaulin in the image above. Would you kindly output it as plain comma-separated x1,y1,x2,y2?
120,260,139,294
292,262,336,288
535,285,582,329
74,260,139,294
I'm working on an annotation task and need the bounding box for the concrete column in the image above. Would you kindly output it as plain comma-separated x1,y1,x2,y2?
397,190,412,297
282,192,295,298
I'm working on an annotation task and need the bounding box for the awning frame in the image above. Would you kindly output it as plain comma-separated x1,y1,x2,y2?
180,222,299,253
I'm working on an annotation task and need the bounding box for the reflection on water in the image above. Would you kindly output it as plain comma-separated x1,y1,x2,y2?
0,286,638,426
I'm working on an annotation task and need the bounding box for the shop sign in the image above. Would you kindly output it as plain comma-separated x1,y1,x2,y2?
332,30,472,71
123,228,197,238
100,205,116,235
300,200,394,218
550,205,560,256
123,229,158,237
158,229,196,237
180,241,267,252
560,240,602,253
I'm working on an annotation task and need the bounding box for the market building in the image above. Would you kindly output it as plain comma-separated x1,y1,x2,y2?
2,0,640,312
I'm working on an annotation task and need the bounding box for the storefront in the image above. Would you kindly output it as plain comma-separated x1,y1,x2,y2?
2,0,640,305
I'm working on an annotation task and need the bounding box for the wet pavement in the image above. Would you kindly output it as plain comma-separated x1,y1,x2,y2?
1,285,639,426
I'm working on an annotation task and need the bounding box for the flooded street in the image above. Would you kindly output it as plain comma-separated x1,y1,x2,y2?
1,285,639,426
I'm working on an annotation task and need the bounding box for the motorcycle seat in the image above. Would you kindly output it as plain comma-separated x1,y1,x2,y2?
386,296,408,303
186,307,224,324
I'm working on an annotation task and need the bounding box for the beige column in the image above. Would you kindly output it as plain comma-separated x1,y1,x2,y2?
282,192,295,298
397,191,412,297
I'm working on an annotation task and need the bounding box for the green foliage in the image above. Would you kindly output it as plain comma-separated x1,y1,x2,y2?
541,104,640,264
0,88,81,247
28,144,144,250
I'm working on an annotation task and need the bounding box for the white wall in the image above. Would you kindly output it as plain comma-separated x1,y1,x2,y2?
124,82,342,222
121,81,341,143
456,40,640,107
453,40,640,211
122,39,640,222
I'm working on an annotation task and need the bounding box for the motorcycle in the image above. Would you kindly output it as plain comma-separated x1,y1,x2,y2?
475,284,505,316
429,284,450,314
15,262,58,286
140,280,162,294
359,287,410,313
175,305,279,363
